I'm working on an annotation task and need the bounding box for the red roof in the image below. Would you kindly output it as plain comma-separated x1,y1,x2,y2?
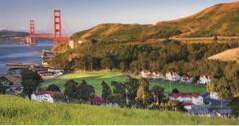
91,96,103,105
183,103,193,106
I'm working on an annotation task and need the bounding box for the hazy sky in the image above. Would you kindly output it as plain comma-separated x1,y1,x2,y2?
0,0,235,34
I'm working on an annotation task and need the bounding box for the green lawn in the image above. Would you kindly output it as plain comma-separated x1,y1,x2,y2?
0,95,238,125
150,80,207,94
41,70,207,95
41,70,128,95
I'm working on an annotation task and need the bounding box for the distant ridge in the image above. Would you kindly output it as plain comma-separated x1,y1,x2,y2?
0,30,28,38
72,2,239,42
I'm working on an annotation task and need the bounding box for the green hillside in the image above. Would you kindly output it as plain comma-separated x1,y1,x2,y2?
71,23,181,42
0,95,238,125
72,2,239,42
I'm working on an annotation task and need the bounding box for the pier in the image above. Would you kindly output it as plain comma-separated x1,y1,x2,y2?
6,63,38,70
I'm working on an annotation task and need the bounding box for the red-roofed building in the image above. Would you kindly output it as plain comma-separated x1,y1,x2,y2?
169,93,204,105
90,96,103,105
183,103,193,111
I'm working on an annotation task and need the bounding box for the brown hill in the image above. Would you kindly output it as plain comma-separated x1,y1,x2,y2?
171,2,239,37
72,2,239,42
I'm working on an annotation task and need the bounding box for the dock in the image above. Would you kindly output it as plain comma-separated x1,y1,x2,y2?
6,63,64,80
6,63,39,69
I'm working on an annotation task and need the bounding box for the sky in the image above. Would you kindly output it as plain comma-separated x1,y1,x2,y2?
0,0,235,35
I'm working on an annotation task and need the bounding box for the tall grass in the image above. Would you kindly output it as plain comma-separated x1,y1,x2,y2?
0,95,238,125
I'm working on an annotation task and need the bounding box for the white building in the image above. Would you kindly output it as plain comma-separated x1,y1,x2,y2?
69,40,84,49
31,93,54,103
140,70,152,78
165,72,181,81
192,96,204,105
180,75,193,83
151,72,157,79
37,68,64,80
69,40,75,49
183,103,193,111
140,71,165,79
198,75,212,85
210,92,220,100
78,40,83,44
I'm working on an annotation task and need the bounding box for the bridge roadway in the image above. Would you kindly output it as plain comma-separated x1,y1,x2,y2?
25,33,69,44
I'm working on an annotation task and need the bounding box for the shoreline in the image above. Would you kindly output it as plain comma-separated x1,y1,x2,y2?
0,41,53,75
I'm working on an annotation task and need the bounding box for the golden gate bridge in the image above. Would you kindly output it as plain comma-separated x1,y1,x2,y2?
25,9,69,44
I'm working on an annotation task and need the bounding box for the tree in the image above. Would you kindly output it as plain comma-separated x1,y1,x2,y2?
0,76,12,85
124,76,139,106
151,85,165,105
229,97,239,116
111,81,126,106
213,34,218,41
49,53,69,69
101,56,114,70
21,69,42,99
167,100,182,111
208,77,233,99
172,88,179,94
101,81,112,103
64,79,78,99
76,80,95,102
47,84,61,92
0,76,11,94
135,78,151,107
224,64,239,97
0,83,6,94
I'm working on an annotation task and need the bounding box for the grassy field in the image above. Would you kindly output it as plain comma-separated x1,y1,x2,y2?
150,80,207,94
41,70,128,95
41,70,207,95
0,95,238,125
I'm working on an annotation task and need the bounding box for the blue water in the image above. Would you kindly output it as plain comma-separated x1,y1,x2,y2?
0,41,53,74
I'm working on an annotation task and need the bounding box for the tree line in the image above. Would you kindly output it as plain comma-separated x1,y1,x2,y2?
62,77,183,111
50,40,239,99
